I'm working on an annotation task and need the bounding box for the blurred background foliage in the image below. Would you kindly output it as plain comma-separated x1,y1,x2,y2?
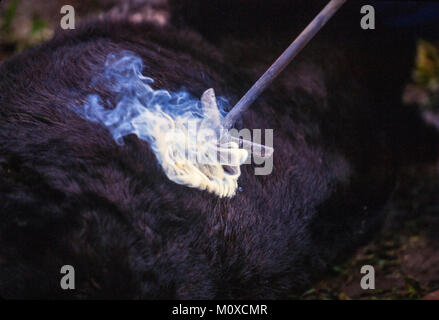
0,0,166,63
0,0,117,61
403,40,439,110
0,0,56,55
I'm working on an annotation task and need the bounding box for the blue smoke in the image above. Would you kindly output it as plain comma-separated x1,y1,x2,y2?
77,51,230,146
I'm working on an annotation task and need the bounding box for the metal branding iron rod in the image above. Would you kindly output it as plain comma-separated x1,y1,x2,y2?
222,0,347,130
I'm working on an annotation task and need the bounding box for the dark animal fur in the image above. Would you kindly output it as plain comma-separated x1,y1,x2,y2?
0,1,437,298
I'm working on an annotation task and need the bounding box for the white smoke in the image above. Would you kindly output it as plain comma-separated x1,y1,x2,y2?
77,51,248,197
